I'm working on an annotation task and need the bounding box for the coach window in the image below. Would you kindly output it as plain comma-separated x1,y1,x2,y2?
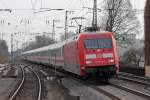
35,52,37,56
48,50,51,56
42,51,44,56
42,51,45,56
55,49,59,57
45,51,48,56
30,53,32,56
39,52,41,56
37,52,40,56
51,50,54,57
46,51,48,57
43,51,46,56
40,52,42,56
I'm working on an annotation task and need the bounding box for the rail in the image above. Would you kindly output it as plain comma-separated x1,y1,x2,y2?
8,65,42,100
27,66,42,100
8,66,25,100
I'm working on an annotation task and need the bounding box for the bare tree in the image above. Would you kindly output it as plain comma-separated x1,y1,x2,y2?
122,48,144,66
35,35,55,47
0,40,9,63
23,35,55,51
122,48,137,65
100,0,140,40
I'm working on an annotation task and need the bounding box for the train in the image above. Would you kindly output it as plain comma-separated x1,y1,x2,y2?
22,31,119,81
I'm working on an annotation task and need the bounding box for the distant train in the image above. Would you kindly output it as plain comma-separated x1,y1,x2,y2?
22,31,119,81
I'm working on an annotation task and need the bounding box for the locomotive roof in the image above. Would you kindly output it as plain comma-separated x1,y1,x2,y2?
82,31,112,34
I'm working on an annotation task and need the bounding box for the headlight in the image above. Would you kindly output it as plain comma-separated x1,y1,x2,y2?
103,53,113,58
86,61,92,64
109,59,114,63
86,54,96,59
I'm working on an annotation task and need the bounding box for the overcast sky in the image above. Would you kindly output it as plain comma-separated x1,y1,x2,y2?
0,0,146,51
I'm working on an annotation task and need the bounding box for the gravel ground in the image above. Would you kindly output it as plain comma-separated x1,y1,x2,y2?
44,78,79,100
61,77,112,100
40,66,112,100
24,64,79,100
0,64,19,100
27,63,150,100
14,69,39,100
39,66,146,100
0,78,17,100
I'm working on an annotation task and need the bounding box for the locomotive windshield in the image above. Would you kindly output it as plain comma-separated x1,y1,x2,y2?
84,38,112,49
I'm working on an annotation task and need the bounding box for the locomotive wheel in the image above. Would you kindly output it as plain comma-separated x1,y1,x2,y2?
82,76,87,80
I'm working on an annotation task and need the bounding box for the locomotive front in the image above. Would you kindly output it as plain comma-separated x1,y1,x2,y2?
78,32,119,80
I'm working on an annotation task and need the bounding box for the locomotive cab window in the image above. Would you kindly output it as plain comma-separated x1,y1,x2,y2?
98,39,112,48
84,38,112,49
84,39,98,49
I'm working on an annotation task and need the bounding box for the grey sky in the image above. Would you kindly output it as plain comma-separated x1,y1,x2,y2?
0,0,146,51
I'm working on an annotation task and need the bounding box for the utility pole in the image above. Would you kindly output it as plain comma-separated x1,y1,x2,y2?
46,18,59,42
92,0,97,29
83,0,100,32
52,19,59,41
0,9,11,40
11,33,13,61
34,8,74,40
65,11,68,40
52,20,55,40
64,10,74,39
0,19,5,40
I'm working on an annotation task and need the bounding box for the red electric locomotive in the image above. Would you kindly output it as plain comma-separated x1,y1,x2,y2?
22,31,119,80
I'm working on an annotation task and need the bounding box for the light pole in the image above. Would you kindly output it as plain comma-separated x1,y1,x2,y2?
64,10,75,39
11,33,13,61
46,19,59,42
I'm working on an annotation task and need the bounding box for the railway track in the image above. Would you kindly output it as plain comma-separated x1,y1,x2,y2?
65,75,123,100
109,83,150,99
72,76,150,100
117,72,150,86
119,72,150,82
27,63,150,100
116,76,150,86
88,85,122,100
39,65,123,100
8,65,42,100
